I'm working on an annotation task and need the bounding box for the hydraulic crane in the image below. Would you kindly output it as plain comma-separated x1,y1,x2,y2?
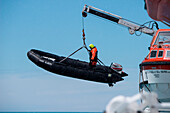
82,5,158,36
82,5,170,112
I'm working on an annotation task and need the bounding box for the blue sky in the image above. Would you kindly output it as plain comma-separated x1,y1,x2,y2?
0,0,169,112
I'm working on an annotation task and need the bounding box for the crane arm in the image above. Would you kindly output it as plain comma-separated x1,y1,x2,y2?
82,5,155,36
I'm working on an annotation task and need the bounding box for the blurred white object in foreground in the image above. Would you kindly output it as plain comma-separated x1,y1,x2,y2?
106,92,170,113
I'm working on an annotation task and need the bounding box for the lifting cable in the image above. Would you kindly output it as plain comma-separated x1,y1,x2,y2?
82,17,106,66
59,17,88,63
82,17,89,51
59,17,106,67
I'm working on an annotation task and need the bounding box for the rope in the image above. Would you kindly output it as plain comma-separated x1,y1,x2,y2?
59,46,84,63
82,17,89,52
82,17,85,31
82,17,106,66
59,17,89,63
97,58,106,66
59,17,106,67
83,17,106,67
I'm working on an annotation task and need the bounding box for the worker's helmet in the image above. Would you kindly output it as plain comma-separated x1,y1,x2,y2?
89,44,95,49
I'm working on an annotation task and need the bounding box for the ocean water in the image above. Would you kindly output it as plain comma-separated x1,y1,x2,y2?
0,112,102,113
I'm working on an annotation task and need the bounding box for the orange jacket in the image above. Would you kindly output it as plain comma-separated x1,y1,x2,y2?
90,47,98,62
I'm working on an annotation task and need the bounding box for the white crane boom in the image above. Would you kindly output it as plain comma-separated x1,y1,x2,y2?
82,5,156,36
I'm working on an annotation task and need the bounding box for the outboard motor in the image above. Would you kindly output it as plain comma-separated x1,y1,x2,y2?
110,63,123,73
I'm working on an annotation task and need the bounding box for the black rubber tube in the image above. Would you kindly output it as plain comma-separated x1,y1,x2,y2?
27,49,126,84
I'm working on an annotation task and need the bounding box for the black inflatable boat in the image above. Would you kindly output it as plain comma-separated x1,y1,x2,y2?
27,49,128,86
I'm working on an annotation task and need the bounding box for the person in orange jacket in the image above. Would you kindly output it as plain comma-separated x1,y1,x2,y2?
89,44,98,67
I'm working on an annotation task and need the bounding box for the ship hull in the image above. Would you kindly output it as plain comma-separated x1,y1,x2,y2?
139,61,170,102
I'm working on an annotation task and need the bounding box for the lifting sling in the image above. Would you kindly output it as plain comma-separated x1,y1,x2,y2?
59,17,105,66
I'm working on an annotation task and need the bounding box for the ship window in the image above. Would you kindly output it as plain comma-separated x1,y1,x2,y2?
158,50,163,57
154,31,170,45
166,51,170,58
150,50,157,58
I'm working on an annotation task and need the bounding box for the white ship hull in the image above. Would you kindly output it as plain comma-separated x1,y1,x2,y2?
140,69,170,102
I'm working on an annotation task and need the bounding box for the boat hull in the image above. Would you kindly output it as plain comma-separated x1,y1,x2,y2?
27,49,127,84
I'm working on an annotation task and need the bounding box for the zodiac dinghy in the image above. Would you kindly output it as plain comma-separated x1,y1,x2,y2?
27,49,128,86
